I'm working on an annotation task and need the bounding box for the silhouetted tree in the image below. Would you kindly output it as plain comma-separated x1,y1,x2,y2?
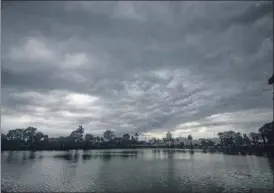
70,125,84,143
234,132,243,146
243,133,251,145
1,133,7,140
123,134,130,140
103,130,115,141
7,129,25,141
24,127,38,143
35,131,44,142
135,133,139,142
259,122,274,144
166,132,172,140
85,134,94,142
218,131,235,147
249,132,260,145
187,135,193,149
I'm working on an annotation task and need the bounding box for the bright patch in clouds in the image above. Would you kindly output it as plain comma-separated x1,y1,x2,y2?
63,53,89,68
9,38,55,63
65,93,99,107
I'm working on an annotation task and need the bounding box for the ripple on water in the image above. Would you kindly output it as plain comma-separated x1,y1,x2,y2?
1,150,274,193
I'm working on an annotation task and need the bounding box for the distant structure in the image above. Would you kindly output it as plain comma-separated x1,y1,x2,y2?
269,74,274,121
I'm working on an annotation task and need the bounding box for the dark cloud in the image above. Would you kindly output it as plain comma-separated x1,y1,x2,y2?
1,1,273,138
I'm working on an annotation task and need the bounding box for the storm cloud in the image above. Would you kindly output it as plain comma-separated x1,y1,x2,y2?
1,1,273,139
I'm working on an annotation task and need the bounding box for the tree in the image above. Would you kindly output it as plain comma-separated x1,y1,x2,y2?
95,136,100,142
259,122,274,144
100,137,104,142
103,130,115,141
187,135,193,149
243,133,251,145
207,140,215,146
249,132,260,145
1,134,7,140
217,131,235,147
43,135,49,142
24,127,38,143
151,137,157,144
135,133,139,142
123,134,130,140
166,132,172,140
70,125,85,143
35,131,44,142
85,134,94,142
7,129,25,141
234,132,243,146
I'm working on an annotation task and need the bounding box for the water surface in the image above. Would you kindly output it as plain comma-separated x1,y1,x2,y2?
1,149,274,192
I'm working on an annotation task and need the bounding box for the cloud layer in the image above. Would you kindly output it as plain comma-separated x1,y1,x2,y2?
1,1,273,138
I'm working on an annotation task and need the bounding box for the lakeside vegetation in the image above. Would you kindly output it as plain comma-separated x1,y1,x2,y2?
1,121,274,157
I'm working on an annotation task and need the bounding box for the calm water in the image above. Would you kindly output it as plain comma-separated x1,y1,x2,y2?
1,149,274,193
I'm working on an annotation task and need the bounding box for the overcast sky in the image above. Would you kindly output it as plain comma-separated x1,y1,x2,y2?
1,1,273,139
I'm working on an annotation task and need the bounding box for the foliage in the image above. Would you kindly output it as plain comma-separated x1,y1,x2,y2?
166,132,172,140
2,120,274,151
85,134,94,142
123,134,130,140
259,121,274,144
103,130,115,141
70,125,84,143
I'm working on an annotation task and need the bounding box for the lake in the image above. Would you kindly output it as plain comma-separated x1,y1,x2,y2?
1,149,274,193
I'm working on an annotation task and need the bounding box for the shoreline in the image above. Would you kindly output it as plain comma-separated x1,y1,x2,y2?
2,145,274,157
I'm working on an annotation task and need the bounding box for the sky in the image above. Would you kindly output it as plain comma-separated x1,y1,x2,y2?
1,1,273,139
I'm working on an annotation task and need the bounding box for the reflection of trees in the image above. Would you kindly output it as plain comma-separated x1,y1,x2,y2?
7,151,14,163
189,149,194,155
101,154,112,162
22,151,27,161
54,151,80,164
267,158,274,179
29,151,36,159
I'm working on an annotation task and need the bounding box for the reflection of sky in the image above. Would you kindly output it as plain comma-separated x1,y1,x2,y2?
1,150,274,192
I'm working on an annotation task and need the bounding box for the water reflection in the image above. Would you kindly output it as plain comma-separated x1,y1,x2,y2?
29,151,36,159
53,150,140,163
22,151,27,161
53,150,80,163
7,151,14,163
267,158,274,178
2,150,274,193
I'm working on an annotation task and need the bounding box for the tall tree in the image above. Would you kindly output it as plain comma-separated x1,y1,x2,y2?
70,125,85,143
103,130,115,141
218,131,235,147
135,133,139,142
243,133,251,145
259,122,274,144
249,132,260,145
234,132,243,146
166,132,172,140
24,127,37,143
7,129,25,141
187,135,193,149
35,131,44,142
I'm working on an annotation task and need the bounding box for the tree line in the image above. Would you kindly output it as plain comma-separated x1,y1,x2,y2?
217,121,274,147
1,125,141,150
1,121,273,151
